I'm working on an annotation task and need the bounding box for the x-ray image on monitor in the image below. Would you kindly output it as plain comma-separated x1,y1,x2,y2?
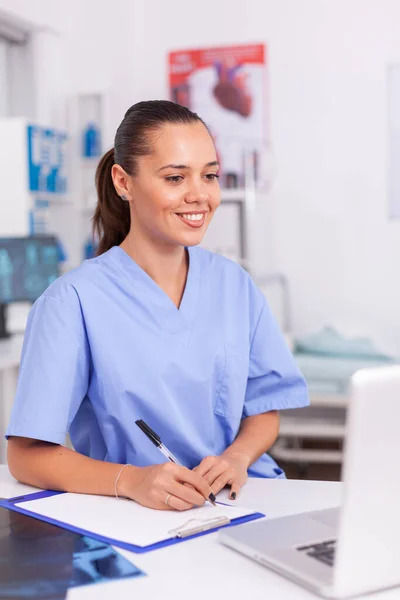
0,236,60,304
0,236,60,339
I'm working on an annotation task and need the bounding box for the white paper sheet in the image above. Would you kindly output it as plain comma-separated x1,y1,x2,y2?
21,493,256,547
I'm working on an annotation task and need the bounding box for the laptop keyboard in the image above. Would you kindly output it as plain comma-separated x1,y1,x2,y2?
296,539,336,567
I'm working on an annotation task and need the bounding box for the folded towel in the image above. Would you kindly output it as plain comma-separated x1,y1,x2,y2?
294,353,395,394
294,326,394,361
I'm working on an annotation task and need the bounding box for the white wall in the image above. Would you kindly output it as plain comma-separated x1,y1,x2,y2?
0,0,137,136
61,0,138,148
0,0,63,30
0,38,8,116
127,0,400,354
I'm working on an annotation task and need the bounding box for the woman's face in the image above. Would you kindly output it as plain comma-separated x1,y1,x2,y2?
114,121,221,249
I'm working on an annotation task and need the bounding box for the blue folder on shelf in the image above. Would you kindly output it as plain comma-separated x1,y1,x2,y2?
0,490,264,554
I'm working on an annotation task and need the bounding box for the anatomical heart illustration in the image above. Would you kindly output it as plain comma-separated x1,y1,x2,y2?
213,61,252,117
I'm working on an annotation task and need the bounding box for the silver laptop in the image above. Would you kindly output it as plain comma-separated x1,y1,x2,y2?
219,365,400,598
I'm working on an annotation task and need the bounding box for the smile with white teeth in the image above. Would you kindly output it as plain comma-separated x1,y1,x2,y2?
178,213,204,221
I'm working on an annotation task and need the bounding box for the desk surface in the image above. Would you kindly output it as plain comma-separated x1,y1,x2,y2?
0,467,397,600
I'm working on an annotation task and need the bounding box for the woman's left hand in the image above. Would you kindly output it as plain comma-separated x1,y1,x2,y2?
193,452,250,499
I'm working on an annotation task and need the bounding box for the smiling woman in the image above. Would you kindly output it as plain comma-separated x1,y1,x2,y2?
94,103,220,257
112,120,220,258
7,100,309,513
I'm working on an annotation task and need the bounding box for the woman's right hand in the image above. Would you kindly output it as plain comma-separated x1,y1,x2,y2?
117,462,214,511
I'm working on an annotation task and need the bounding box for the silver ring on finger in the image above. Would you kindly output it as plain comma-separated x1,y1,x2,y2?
165,493,172,506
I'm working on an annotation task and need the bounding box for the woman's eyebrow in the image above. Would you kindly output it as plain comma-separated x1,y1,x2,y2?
158,164,188,171
158,161,219,172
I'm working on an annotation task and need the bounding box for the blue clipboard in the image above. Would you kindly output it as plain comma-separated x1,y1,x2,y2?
0,491,265,554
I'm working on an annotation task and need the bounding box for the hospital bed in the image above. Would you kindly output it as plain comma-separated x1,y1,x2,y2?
257,274,394,475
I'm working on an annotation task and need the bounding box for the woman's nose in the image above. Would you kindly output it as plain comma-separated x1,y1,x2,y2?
184,181,209,203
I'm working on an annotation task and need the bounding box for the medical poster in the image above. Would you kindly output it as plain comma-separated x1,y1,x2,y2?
169,44,268,188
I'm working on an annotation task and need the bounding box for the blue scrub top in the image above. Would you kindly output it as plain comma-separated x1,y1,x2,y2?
7,246,309,478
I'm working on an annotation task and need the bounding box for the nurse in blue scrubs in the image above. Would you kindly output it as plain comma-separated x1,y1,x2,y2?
7,100,309,511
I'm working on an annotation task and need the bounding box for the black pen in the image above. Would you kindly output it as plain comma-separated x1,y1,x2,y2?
135,419,217,506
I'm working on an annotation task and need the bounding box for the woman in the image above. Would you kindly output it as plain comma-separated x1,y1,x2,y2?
7,100,308,511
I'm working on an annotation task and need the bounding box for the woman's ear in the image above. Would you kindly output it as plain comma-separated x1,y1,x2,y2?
111,164,131,200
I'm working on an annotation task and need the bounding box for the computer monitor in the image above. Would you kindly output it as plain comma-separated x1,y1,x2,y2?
0,236,60,339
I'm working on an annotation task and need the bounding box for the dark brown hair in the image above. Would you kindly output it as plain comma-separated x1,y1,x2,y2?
93,100,205,255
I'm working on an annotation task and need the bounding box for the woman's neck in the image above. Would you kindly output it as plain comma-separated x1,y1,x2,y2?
120,231,189,308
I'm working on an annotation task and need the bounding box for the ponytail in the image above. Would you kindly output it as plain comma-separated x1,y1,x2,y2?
93,148,130,255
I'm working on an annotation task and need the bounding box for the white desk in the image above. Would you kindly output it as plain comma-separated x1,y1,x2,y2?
0,335,23,463
0,467,397,600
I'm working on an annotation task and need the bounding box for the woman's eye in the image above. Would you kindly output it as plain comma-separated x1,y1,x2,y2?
166,175,183,183
205,174,220,181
